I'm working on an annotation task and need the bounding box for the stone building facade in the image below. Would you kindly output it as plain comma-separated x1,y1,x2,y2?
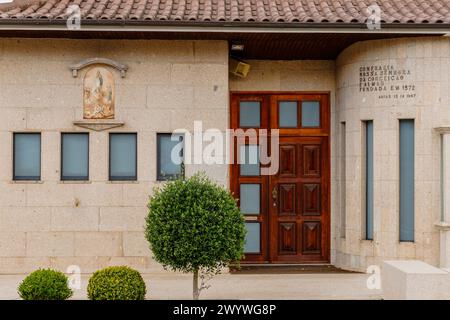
0,38,230,273
335,37,450,270
1,0,450,274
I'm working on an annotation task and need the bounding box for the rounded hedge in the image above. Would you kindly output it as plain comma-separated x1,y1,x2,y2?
87,266,146,300
145,173,246,273
18,269,73,300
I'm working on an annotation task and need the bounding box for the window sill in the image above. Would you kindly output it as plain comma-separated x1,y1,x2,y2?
435,221,450,231
107,180,139,184
155,180,171,185
58,181,92,184
398,241,416,246
10,180,43,184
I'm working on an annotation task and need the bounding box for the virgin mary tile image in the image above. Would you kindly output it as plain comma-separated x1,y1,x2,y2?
83,66,115,119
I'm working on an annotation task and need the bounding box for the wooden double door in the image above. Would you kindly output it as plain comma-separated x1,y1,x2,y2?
230,93,330,264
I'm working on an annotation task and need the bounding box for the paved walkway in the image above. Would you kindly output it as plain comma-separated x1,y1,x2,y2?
0,273,381,300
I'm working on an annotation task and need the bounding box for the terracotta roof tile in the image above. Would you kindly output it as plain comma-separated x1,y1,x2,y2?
0,0,449,24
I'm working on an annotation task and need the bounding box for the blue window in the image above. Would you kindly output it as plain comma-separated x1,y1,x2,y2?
13,133,41,181
61,133,89,181
240,184,260,215
365,121,374,240
301,101,320,127
239,101,261,128
239,145,260,176
157,133,184,181
244,222,261,253
109,133,137,181
340,122,346,238
399,120,415,242
279,101,298,128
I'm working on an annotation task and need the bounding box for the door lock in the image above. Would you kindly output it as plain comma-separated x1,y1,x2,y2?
272,186,278,207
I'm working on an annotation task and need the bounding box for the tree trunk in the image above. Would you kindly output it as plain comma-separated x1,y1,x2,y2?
193,269,199,300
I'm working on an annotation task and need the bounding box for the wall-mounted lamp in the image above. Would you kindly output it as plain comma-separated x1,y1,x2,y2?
229,58,251,78
230,43,245,51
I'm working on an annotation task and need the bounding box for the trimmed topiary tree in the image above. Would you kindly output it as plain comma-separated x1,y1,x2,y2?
87,266,146,300
18,268,73,300
145,173,246,299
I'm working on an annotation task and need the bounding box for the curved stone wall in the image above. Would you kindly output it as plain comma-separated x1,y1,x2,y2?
334,37,450,271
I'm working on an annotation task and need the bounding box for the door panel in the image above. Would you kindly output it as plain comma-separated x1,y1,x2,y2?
303,184,321,216
269,136,329,263
302,221,321,254
230,92,330,264
230,95,270,262
279,184,296,215
303,145,321,177
279,223,297,254
279,145,296,176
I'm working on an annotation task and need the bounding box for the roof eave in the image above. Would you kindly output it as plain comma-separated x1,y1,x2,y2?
0,20,449,34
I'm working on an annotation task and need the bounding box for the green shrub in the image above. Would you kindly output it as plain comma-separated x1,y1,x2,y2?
18,268,73,300
87,266,146,300
145,173,246,299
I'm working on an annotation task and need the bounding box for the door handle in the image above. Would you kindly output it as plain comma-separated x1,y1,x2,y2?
272,186,278,207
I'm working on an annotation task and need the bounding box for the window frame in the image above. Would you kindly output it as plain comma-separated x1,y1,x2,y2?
243,222,262,254
108,133,138,181
278,100,299,128
239,183,261,215
363,120,374,241
399,119,415,242
61,132,90,181
156,133,185,181
340,121,346,239
301,100,322,128
239,144,260,177
13,132,41,181
238,100,262,128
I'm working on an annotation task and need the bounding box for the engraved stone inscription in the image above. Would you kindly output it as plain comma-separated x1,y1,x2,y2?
359,64,416,100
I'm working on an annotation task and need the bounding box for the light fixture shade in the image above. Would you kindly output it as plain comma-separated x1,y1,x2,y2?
231,44,245,51
229,58,251,78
